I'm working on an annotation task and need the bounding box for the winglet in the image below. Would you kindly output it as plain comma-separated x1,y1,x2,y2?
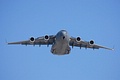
5,39,8,44
112,46,115,51
5,39,11,45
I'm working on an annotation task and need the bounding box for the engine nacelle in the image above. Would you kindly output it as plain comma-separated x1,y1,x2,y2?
76,37,81,42
44,35,49,40
89,40,94,44
30,37,35,42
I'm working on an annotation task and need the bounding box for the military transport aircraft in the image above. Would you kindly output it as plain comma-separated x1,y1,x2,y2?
8,30,113,55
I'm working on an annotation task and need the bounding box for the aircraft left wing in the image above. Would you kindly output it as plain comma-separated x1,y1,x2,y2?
69,37,113,50
8,35,55,46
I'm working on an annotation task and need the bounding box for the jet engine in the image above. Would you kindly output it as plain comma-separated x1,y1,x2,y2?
76,37,81,42
30,37,35,42
44,35,49,40
89,40,94,44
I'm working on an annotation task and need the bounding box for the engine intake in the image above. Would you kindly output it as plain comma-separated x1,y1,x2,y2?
44,35,49,40
89,40,94,44
30,37,35,42
76,37,81,42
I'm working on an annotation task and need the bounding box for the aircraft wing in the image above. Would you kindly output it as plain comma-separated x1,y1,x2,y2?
69,37,113,50
8,35,55,46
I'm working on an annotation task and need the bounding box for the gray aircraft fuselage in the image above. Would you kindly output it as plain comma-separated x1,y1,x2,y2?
51,30,71,55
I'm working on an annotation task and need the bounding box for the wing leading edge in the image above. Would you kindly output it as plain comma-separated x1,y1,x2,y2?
69,37,113,50
8,35,55,46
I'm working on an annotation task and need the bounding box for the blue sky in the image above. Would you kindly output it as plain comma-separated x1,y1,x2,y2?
0,0,120,80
